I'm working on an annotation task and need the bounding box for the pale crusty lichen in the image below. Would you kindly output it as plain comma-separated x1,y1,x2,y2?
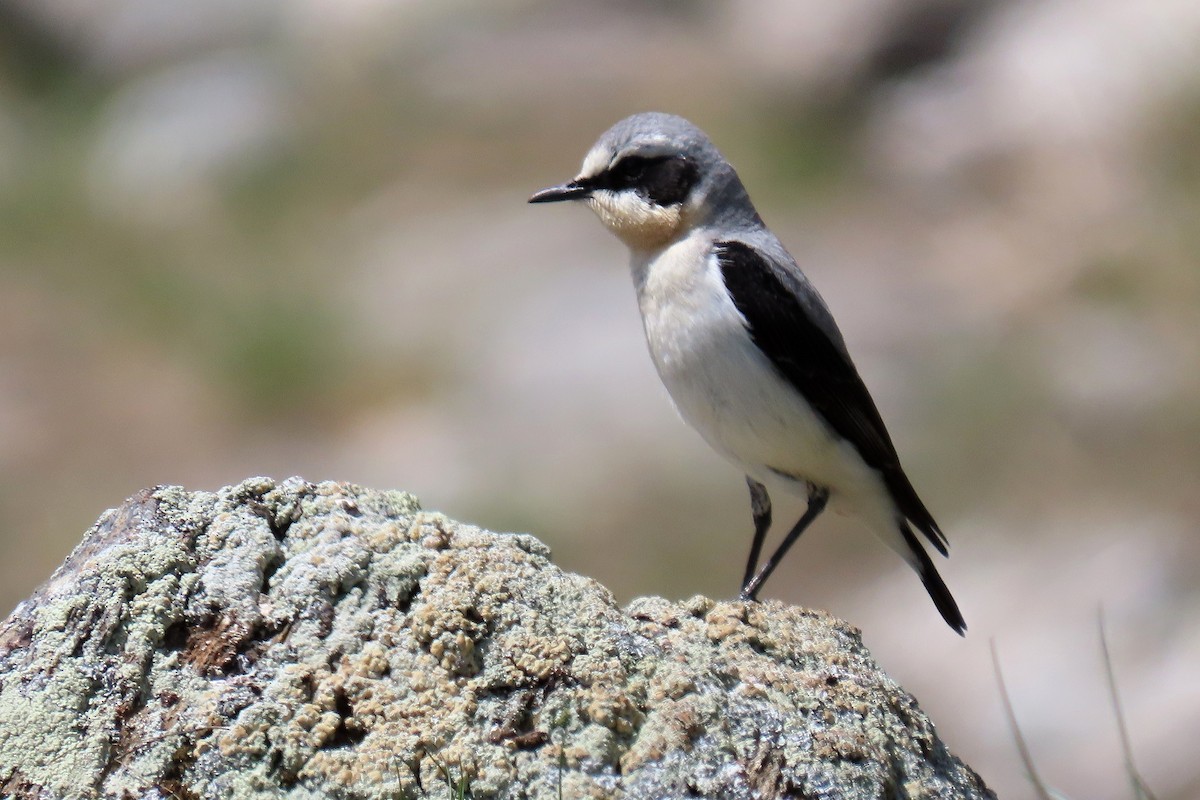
0,477,994,799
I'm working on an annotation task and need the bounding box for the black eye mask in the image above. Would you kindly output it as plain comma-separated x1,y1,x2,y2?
590,155,699,207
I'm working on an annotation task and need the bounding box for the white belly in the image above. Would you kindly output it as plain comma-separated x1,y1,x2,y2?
631,237,884,506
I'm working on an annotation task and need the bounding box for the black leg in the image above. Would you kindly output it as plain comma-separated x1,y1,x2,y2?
742,477,772,590
740,485,830,601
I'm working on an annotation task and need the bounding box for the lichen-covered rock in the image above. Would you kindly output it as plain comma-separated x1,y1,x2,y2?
0,478,994,800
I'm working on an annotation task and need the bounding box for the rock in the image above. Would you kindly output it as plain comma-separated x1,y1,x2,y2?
0,477,994,799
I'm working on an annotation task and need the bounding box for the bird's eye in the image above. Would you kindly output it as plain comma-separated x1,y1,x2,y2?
611,156,649,186
598,155,696,204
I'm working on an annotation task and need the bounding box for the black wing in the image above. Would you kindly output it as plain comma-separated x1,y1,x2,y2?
716,240,948,556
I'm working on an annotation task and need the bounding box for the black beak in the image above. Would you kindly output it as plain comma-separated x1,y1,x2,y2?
528,181,592,204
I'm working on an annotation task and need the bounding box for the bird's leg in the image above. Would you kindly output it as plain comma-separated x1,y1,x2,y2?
739,485,830,601
742,477,772,590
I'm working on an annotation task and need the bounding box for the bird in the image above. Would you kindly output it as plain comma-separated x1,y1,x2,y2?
528,112,965,634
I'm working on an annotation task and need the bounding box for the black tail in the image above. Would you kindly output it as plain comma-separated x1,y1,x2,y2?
900,522,966,635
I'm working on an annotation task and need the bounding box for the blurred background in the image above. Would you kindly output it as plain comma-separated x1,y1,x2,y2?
1,0,1198,796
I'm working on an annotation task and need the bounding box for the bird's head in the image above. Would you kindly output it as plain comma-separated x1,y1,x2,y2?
529,112,757,252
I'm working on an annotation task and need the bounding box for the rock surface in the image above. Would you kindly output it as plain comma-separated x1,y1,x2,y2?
0,478,994,799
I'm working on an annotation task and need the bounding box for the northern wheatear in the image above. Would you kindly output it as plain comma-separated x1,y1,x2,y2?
530,112,965,634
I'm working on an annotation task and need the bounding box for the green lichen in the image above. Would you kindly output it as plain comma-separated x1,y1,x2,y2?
0,478,993,800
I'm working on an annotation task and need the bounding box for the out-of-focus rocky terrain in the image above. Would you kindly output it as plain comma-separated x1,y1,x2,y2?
0,2,1197,798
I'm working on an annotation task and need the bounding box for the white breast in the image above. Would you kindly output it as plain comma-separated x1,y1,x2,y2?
630,235,884,507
